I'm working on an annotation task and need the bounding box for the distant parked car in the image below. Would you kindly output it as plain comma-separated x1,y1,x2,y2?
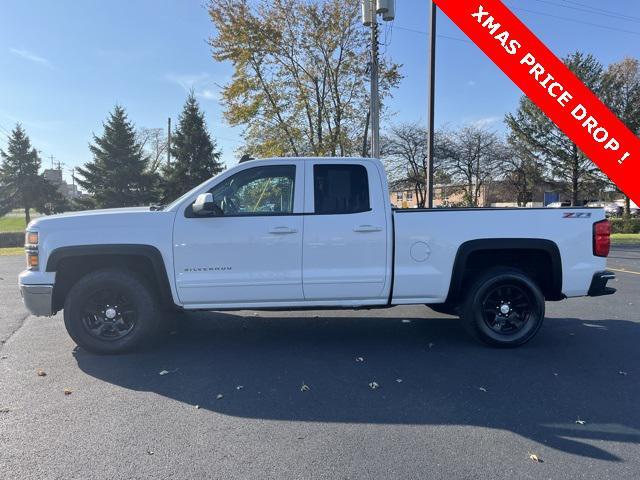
547,201,571,208
604,203,623,217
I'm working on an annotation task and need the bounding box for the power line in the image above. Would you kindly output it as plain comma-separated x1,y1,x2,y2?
519,0,640,24
394,25,472,44
509,5,640,37
557,0,640,23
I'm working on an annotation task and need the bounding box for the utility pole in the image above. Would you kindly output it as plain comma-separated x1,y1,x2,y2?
49,154,55,169
362,0,395,159
426,1,437,208
167,117,172,166
370,4,380,158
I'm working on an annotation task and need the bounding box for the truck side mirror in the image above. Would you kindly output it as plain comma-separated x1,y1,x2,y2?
192,193,220,216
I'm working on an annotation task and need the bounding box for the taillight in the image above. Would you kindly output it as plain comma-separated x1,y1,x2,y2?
593,219,611,257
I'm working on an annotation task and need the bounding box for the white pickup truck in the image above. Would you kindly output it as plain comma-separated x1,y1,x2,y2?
19,157,615,353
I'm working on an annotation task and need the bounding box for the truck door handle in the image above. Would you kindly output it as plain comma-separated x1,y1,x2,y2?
269,226,298,234
353,225,383,233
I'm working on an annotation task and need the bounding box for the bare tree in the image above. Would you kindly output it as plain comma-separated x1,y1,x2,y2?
442,125,505,207
136,128,167,174
382,123,452,208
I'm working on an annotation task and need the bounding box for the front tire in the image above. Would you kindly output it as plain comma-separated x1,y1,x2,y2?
462,268,545,347
63,268,160,354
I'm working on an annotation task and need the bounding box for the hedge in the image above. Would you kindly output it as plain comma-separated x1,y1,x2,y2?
610,218,640,234
0,231,24,248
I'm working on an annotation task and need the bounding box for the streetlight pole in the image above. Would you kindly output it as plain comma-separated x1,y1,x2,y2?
426,1,437,208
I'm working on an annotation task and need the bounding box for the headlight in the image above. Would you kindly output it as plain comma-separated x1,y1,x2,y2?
25,230,39,270
27,252,39,270
26,231,39,246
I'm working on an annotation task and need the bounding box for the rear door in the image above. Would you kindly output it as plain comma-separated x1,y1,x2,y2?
302,161,388,301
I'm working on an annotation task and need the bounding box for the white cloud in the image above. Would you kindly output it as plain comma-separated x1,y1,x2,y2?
470,116,501,128
199,89,216,100
165,73,220,101
10,48,51,67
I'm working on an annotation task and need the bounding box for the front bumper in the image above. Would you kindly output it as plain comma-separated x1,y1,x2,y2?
587,271,616,297
19,284,54,316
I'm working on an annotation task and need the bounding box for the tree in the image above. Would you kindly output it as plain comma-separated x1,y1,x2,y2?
502,135,545,206
382,124,450,208
161,93,224,202
602,57,640,216
208,0,401,157
76,106,159,209
0,124,49,224
505,52,604,205
137,127,167,174
442,125,505,207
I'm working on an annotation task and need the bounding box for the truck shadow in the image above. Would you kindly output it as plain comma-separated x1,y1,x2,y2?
74,310,640,462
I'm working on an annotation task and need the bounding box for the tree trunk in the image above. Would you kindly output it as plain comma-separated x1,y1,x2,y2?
361,111,370,157
24,206,31,225
624,195,631,219
571,144,579,206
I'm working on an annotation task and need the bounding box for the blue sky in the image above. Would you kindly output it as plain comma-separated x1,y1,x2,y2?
1,0,639,182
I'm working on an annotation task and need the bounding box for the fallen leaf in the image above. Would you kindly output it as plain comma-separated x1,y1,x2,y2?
427,342,435,349
146,450,154,455
553,373,559,376
396,378,403,383
355,356,364,362
575,418,586,425
619,371,628,376
300,384,310,392
401,319,411,324
369,381,380,390
216,394,224,400
528,453,543,463
236,385,244,390
479,387,487,392
63,388,72,396
159,370,170,376
36,369,47,377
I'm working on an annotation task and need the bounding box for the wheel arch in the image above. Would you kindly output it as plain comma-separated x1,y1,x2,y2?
46,244,178,313
445,238,563,304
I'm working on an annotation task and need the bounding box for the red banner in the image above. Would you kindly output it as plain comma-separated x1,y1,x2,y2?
433,0,640,205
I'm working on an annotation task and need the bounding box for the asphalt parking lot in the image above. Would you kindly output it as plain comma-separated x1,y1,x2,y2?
1,247,639,480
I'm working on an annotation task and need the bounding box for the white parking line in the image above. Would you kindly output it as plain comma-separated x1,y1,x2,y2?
609,268,640,276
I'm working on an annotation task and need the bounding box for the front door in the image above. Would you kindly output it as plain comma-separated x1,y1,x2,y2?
173,162,304,306
302,162,388,301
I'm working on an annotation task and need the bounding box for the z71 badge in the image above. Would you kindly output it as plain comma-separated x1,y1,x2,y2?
562,212,592,218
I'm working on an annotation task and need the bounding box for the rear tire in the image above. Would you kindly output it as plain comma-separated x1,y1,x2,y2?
462,268,545,347
63,268,160,354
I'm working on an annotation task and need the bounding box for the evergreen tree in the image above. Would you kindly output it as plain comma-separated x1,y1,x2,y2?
76,106,159,209
602,57,640,216
506,52,604,205
161,93,224,202
0,124,47,224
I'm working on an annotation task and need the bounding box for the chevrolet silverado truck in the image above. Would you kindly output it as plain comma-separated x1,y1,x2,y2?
19,157,615,353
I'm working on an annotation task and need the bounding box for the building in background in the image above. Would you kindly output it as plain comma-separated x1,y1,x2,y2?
43,167,81,200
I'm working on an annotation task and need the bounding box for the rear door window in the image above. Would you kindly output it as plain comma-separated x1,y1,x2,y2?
313,164,370,214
